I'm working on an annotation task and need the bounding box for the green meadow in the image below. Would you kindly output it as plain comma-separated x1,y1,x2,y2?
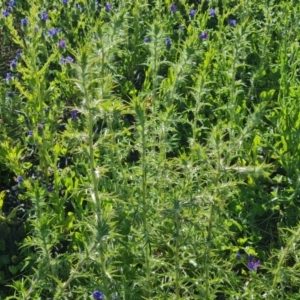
1,0,300,299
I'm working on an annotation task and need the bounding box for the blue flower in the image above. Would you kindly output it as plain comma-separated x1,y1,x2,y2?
105,3,111,12
47,186,53,192
144,37,150,43
93,291,104,300
8,1,16,8
189,9,196,17
17,176,24,183
229,19,237,27
170,4,176,13
248,260,261,271
209,8,216,17
2,9,10,17
21,18,28,26
62,0,68,3
66,56,74,63
10,60,17,68
59,40,66,48
165,38,172,48
7,92,14,98
6,72,12,82
48,28,57,36
28,130,33,136
39,12,48,21
199,32,208,39
71,110,77,121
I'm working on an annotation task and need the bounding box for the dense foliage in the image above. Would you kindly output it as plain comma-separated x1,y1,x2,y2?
1,0,300,299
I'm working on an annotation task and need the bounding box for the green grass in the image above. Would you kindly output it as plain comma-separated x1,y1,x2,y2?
1,0,300,299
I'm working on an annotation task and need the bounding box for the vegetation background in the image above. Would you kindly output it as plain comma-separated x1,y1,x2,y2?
1,0,300,299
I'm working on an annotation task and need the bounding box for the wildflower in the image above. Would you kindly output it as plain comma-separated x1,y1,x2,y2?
189,9,196,17
21,18,28,26
28,130,33,136
165,38,171,48
7,92,14,98
66,56,73,63
170,4,176,13
105,3,111,12
71,110,77,121
59,40,66,48
6,72,12,82
16,176,24,183
39,12,48,21
92,291,104,300
60,57,65,64
8,1,16,8
2,9,10,17
229,19,237,27
62,0,68,3
34,26,39,33
199,32,208,39
48,28,57,36
209,8,216,17
10,60,17,68
248,254,254,262
144,37,150,43
47,186,53,192
16,50,21,58
248,260,261,271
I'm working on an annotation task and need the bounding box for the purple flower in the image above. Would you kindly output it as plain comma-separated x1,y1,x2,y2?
39,12,48,21
66,56,73,63
8,1,16,8
105,3,111,12
60,57,66,64
10,60,17,68
144,37,150,43
62,0,69,3
165,38,171,48
59,40,66,48
28,130,33,136
199,32,208,39
48,28,57,36
2,9,10,17
7,92,14,98
189,9,196,17
71,110,77,121
21,18,28,26
15,50,21,58
229,19,237,27
93,291,104,300
6,72,12,82
248,260,261,271
209,8,216,17
17,176,24,183
170,4,176,13
34,26,39,33
47,186,53,192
